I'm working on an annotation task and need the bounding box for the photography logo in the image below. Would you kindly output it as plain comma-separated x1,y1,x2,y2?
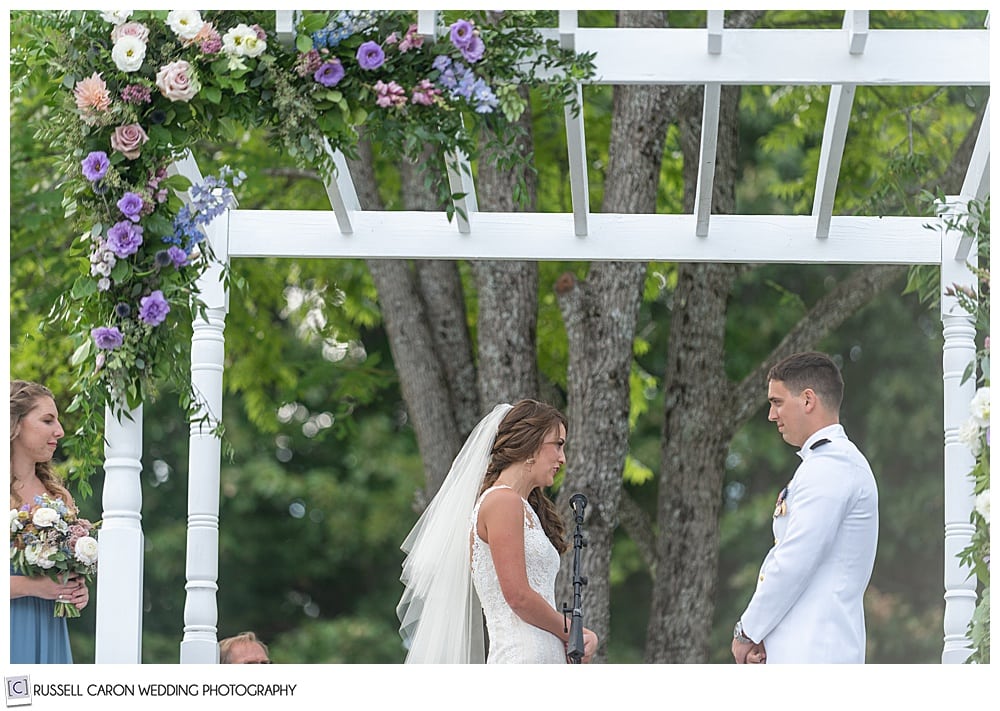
4,676,31,707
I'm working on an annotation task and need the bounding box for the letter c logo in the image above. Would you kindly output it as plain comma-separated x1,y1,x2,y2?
7,678,27,695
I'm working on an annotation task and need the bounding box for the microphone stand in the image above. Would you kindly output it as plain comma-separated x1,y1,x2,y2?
562,493,588,664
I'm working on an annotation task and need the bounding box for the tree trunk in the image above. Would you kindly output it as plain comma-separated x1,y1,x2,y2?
553,9,673,662
644,82,743,663
349,141,463,500
473,95,541,407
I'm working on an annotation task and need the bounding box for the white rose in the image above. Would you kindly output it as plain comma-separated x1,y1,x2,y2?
10,509,23,533
23,543,42,566
166,10,204,41
242,34,267,58
975,489,990,525
970,386,990,427
75,536,100,566
222,24,260,57
31,507,60,528
957,417,983,456
111,35,146,73
100,10,132,25
36,546,58,569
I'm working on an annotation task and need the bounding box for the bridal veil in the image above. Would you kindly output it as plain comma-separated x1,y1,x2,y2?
396,403,513,663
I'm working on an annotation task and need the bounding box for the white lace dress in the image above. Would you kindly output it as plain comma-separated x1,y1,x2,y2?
470,485,567,664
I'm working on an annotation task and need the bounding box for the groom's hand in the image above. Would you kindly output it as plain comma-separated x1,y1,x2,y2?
745,641,766,664
732,638,760,664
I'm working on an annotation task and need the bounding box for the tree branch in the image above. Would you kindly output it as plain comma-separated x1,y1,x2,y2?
730,264,907,424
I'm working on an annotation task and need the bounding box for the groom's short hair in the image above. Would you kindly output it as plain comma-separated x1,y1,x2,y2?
768,351,844,411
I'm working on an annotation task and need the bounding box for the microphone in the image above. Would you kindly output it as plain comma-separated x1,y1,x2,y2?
563,492,589,663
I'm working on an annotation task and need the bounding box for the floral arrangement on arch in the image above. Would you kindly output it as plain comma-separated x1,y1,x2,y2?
26,9,593,489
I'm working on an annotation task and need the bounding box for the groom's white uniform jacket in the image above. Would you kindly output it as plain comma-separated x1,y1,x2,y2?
740,424,878,663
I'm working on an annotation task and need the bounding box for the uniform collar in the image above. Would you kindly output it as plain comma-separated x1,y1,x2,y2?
797,423,845,460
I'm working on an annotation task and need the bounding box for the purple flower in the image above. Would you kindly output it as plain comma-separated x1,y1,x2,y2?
114,302,131,318
167,246,188,268
449,20,474,49
91,326,124,350
82,151,110,182
431,54,451,73
138,290,170,326
356,41,385,70
117,192,144,222
106,221,144,257
314,59,345,87
460,34,485,63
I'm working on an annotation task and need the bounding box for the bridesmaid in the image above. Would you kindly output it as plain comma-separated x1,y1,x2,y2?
10,380,89,664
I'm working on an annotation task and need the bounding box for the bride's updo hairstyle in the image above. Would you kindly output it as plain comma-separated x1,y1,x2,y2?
480,399,569,554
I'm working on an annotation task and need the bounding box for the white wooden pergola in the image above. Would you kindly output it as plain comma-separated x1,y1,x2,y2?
91,10,989,664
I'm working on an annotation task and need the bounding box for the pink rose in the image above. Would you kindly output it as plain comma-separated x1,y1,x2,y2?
111,21,150,43
155,60,199,102
111,123,149,159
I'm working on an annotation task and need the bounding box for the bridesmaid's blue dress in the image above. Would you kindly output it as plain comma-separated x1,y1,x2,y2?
9,571,73,664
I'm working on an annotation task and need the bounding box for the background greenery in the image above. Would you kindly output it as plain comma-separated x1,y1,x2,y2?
9,9,987,663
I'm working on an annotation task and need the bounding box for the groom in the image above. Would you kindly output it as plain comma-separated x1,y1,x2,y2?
732,352,879,664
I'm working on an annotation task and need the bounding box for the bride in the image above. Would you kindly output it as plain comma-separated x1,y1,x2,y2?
397,399,599,663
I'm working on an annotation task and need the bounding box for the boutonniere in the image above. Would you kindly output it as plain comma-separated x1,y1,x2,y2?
773,483,790,519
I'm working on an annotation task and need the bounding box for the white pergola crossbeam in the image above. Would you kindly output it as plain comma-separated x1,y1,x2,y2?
813,83,857,239
961,100,990,204
417,10,437,39
322,139,360,235
446,149,477,234
845,10,869,54
955,101,990,261
707,10,724,54
226,210,939,264
575,28,988,86
275,10,296,50
695,83,722,237
560,11,589,236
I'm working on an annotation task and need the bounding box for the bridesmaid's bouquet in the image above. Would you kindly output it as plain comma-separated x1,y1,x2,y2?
10,494,101,617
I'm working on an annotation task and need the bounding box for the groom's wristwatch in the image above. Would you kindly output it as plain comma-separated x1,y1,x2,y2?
733,621,755,645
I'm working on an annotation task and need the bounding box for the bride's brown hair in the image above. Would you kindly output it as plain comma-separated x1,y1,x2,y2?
10,380,72,509
479,399,569,554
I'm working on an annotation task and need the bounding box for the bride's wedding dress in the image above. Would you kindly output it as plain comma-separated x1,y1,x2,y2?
471,485,567,663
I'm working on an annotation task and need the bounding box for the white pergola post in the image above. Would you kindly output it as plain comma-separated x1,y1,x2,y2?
95,404,144,663
177,165,232,663
938,196,979,664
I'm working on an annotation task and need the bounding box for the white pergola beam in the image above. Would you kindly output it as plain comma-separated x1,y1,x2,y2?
960,100,990,204
417,10,438,39
322,139,360,235
227,211,938,264
845,10,869,54
564,87,590,237
707,10,724,54
560,11,589,237
574,28,988,85
446,150,477,234
955,101,990,262
275,10,296,50
813,83,857,239
695,83,722,237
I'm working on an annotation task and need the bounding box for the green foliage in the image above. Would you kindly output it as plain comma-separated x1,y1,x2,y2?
11,8,595,496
